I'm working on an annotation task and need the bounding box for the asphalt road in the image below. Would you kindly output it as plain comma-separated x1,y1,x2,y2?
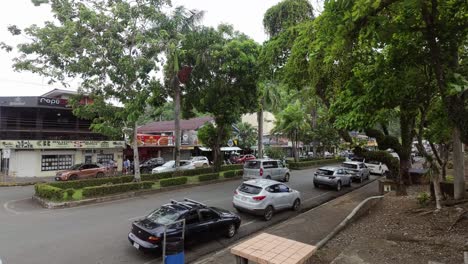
0,166,378,264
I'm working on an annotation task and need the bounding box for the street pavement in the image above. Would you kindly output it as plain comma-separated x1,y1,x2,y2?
0,166,378,264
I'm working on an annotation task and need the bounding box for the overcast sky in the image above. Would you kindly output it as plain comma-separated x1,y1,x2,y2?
0,0,317,97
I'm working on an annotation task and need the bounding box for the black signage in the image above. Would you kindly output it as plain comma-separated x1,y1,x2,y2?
37,97,70,108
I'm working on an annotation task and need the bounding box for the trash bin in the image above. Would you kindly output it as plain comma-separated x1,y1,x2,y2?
164,237,184,264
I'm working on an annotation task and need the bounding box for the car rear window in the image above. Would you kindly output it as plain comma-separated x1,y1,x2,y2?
317,169,334,175
238,183,262,194
244,160,260,169
342,163,358,169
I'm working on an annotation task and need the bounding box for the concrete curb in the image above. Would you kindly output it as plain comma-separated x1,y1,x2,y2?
33,176,243,209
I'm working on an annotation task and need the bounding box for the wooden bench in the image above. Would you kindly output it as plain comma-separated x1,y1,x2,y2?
230,233,316,264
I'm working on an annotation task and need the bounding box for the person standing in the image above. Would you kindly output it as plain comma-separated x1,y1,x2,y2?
123,158,130,175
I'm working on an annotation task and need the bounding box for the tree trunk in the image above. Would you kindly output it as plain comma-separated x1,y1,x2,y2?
133,123,141,182
453,127,466,200
292,131,298,162
257,109,263,159
400,111,415,186
433,170,443,210
174,78,181,169
213,125,225,172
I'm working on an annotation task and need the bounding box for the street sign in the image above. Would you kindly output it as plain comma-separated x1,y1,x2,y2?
227,139,234,147
2,149,10,159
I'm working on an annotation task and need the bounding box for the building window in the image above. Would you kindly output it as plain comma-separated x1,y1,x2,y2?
97,154,114,165
41,155,73,171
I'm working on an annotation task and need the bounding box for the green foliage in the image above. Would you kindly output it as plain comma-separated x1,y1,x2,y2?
416,192,430,207
265,147,285,160
223,170,238,178
445,175,454,183
49,176,134,190
35,184,65,200
159,177,188,187
198,173,220,182
288,158,345,169
234,122,257,149
354,148,400,180
263,0,314,38
197,122,219,148
65,189,75,199
220,164,244,171
82,181,154,198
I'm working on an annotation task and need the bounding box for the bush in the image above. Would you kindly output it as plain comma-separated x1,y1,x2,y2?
445,175,454,183
181,167,214,176
141,172,173,181
65,188,75,199
236,169,244,176
417,192,430,206
288,158,345,169
223,170,237,178
160,177,188,187
198,173,220,182
35,184,65,200
220,164,243,171
82,181,154,198
49,176,134,190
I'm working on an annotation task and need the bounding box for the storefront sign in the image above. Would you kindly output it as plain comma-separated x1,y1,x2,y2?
137,134,174,146
37,97,70,108
0,140,125,149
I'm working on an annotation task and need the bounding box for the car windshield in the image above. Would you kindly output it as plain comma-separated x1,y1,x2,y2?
317,169,334,175
162,161,175,168
238,183,262,194
342,163,358,169
69,164,82,170
244,160,260,169
368,160,380,165
146,207,180,225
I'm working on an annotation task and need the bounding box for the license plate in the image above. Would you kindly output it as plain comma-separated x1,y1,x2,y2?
133,242,140,249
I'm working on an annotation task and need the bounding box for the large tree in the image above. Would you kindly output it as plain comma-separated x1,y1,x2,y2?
9,0,169,181
182,25,260,171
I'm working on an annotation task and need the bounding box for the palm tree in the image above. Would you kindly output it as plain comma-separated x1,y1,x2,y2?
164,7,204,168
234,122,258,150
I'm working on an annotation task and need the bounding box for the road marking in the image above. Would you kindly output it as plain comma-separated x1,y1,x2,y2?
240,220,256,227
304,191,332,203
2,198,30,215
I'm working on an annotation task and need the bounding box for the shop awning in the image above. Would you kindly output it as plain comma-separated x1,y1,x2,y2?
198,146,242,152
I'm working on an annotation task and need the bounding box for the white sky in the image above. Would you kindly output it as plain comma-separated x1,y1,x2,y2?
0,0,319,97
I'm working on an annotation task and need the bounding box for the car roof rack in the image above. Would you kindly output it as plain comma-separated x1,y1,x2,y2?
183,198,206,207
170,200,193,209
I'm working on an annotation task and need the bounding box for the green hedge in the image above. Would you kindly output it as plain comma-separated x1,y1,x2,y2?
221,164,243,171
289,158,345,170
180,167,214,176
160,177,188,187
49,176,134,190
82,181,154,198
35,184,65,200
198,173,220,182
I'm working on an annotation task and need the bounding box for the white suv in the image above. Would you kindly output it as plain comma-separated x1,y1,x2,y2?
243,159,291,182
190,156,210,168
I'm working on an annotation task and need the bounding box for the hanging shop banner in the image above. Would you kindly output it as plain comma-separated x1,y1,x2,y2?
137,134,174,147
0,140,125,150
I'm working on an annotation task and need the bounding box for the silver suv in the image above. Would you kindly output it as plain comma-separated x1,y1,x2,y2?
243,159,290,182
341,161,370,183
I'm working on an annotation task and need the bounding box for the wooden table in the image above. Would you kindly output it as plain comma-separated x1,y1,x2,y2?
230,233,317,264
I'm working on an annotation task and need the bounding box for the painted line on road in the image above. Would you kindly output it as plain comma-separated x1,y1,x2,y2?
240,220,256,227
3,198,31,215
304,191,332,203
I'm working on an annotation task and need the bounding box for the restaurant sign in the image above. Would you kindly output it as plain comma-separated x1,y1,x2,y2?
137,134,174,147
0,140,125,149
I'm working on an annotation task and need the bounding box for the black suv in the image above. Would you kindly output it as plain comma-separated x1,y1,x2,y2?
128,199,241,252
139,157,165,174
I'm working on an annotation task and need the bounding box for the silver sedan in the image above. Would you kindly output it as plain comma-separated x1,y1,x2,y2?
232,179,301,221
313,166,353,191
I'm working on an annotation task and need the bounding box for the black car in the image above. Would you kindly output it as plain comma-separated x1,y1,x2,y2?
139,157,165,174
128,199,241,252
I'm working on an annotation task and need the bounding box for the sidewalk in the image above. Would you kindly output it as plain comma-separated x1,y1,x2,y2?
193,180,381,264
0,174,53,184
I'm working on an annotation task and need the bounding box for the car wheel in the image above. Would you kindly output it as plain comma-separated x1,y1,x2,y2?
283,173,290,182
263,206,274,221
96,172,104,178
292,199,301,211
225,223,237,238
69,174,78,181
314,182,320,188
336,181,342,191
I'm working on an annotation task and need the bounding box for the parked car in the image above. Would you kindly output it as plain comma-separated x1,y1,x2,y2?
151,160,195,174
128,199,241,252
139,157,165,174
190,156,210,168
364,160,389,175
324,151,334,158
232,154,256,164
313,166,352,191
243,159,291,182
55,163,107,181
233,179,301,221
341,161,370,183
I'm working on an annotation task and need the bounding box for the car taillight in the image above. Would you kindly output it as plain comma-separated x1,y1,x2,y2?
259,168,263,176
253,196,266,201
148,236,160,243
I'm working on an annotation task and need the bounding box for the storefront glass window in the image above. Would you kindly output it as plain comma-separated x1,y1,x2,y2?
97,154,114,165
41,155,73,171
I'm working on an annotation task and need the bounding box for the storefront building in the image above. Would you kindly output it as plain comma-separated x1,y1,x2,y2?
0,89,125,177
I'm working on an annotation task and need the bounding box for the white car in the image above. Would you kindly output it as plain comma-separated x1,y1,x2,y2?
233,179,301,221
365,160,389,175
151,160,195,174
190,156,210,168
